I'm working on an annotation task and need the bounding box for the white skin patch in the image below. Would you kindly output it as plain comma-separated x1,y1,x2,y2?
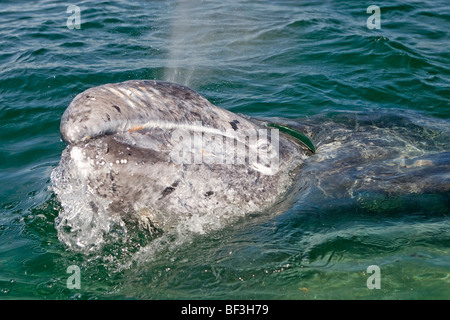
128,87,145,99
107,87,125,98
127,99,137,109
116,88,137,109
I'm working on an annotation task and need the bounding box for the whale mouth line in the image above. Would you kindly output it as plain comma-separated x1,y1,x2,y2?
73,120,232,144
74,120,287,147
127,120,247,139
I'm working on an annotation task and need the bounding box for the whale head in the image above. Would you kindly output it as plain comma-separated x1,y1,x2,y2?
52,80,310,247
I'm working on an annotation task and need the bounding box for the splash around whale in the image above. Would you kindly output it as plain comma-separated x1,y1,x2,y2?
51,80,450,251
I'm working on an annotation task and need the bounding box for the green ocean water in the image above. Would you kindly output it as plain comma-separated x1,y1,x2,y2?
0,0,449,300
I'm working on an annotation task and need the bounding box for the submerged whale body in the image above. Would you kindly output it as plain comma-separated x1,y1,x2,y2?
52,80,450,249
52,80,309,244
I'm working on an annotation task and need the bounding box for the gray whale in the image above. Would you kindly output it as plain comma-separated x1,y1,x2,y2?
52,80,310,240
52,80,450,249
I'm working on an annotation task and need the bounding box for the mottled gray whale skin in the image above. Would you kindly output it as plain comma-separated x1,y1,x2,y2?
52,80,450,249
53,80,308,236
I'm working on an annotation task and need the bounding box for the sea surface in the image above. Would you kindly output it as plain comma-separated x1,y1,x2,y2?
0,0,449,299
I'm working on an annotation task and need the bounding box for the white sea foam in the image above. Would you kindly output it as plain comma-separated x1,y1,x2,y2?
50,149,127,252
